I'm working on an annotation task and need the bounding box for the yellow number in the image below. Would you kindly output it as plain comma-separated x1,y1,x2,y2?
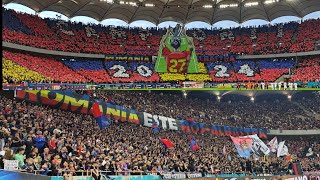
169,59,178,73
169,59,187,73
178,59,186,72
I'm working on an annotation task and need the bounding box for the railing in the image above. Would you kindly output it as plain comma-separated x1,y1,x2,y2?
0,169,259,176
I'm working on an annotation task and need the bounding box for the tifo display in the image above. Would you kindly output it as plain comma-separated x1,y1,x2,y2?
2,8,320,86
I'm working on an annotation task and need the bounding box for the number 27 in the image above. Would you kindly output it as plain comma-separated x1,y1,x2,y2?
169,59,186,73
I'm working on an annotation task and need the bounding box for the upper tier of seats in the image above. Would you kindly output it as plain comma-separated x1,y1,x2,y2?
2,8,320,56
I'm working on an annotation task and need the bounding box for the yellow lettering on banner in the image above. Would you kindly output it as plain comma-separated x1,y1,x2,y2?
128,57,133,61
106,107,121,120
40,90,64,103
134,57,140,61
63,96,89,109
121,110,127,122
128,112,140,124
105,56,114,61
144,57,149,61
117,57,127,61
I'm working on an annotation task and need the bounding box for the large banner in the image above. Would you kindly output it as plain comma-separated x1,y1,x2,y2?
155,24,199,73
16,90,269,139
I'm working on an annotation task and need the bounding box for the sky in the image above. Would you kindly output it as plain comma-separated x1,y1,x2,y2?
3,2,320,29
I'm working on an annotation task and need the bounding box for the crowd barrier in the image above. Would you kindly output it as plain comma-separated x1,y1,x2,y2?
1,170,319,180
3,82,319,90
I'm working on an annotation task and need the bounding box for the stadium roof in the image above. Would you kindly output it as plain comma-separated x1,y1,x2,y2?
3,0,320,25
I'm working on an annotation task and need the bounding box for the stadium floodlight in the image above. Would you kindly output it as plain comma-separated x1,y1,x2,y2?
145,3,154,7
244,2,259,7
119,1,137,6
100,0,113,3
219,4,238,8
264,0,279,4
203,5,213,8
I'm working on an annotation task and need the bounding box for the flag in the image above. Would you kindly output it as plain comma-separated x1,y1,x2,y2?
152,121,159,134
222,145,227,155
230,136,253,159
268,137,278,153
160,138,174,149
92,102,111,129
190,138,200,151
245,134,270,156
292,162,303,175
304,146,314,157
277,141,288,157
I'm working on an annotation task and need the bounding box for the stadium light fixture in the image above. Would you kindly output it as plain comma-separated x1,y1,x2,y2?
244,2,259,7
119,1,137,6
219,4,238,8
203,5,213,8
264,0,279,4
145,3,154,7
100,0,113,3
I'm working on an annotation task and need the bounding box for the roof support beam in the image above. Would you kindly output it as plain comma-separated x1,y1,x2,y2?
261,0,271,22
100,2,116,22
287,1,303,18
210,1,219,25
183,0,194,25
69,0,93,18
128,0,145,24
157,0,170,25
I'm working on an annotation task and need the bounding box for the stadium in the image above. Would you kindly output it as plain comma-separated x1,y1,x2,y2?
1,0,320,180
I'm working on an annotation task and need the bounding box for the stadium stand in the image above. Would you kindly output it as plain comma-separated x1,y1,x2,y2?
2,8,320,56
2,58,49,84
0,90,319,177
2,8,320,85
2,51,88,83
291,58,320,83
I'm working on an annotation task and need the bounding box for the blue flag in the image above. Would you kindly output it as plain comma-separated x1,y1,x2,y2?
152,121,159,134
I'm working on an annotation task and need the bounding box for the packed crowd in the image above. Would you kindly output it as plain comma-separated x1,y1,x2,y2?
83,91,320,130
3,50,319,84
2,8,320,56
0,91,319,178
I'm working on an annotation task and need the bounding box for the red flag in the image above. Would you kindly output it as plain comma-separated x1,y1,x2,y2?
160,138,174,149
92,102,102,118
